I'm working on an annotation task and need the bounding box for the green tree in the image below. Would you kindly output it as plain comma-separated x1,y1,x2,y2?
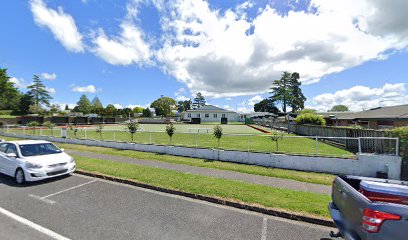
177,100,192,112
213,125,223,148
297,108,317,115
254,98,279,113
43,121,56,136
132,107,144,114
0,68,21,111
65,104,70,111
269,131,283,152
29,104,45,115
91,96,103,114
142,108,152,117
104,104,117,116
150,96,177,117
27,121,39,135
126,119,139,142
165,122,176,144
27,75,52,107
193,92,206,108
121,107,132,118
270,71,306,113
75,94,92,114
49,104,60,115
329,105,349,112
17,93,34,115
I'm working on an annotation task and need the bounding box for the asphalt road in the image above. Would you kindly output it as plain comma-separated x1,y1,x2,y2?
0,173,336,240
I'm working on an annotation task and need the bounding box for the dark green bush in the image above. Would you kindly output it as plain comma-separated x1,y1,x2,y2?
295,113,326,126
390,127,408,180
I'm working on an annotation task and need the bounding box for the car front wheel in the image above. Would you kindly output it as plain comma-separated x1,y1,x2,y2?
15,168,25,184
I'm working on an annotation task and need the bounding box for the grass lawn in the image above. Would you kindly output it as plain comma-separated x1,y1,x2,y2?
0,135,335,185
74,155,331,218
0,115,17,119
5,124,354,158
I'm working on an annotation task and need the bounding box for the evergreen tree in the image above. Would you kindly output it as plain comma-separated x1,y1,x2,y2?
193,92,206,108
75,94,92,114
142,108,152,117
270,71,306,113
18,93,34,115
27,75,52,107
65,104,69,111
0,68,21,110
104,104,117,116
254,99,279,114
91,96,103,114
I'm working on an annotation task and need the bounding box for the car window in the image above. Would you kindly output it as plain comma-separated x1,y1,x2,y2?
19,143,62,157
5,144,18,155
0,143,8,153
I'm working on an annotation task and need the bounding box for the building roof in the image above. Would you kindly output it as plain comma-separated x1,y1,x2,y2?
317,112,355,119
336,104,408,120
183,105,237,113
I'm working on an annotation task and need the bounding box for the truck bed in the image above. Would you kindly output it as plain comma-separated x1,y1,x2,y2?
329,176,408,240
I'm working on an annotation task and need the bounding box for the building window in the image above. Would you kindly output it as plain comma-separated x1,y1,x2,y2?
222,114,226,118
197,114,201,118
214,113,217,118
187,113,191,118
205,114,209,118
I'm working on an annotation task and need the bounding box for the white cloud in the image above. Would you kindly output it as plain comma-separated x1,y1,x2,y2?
225,97,232,101
246,95,263,106
10,77,27,88
113,104,123,109
30,0,84,52
126,104,150,109
41,72,57,80
71,84,97,93
46,87,56,94
155,0,408,97
312,83,408,111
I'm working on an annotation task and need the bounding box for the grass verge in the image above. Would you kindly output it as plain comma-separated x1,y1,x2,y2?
74,155,331,218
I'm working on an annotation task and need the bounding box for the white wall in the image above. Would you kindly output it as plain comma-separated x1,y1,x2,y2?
182,112,240,122
0,132,402,180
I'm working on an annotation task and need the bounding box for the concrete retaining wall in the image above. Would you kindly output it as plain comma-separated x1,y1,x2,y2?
0,132,402,180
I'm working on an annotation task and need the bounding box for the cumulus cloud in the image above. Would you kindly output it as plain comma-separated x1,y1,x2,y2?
155,0,408,97
46,87,56,94
30,0,84,52
71,84,97,93
174,87,190,101
312,83,408,112
10,77,27,88
113,104,123,109
41,72,57,80
246,95,263,106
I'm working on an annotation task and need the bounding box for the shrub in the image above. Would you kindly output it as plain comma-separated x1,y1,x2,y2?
43,121,56,136
69,124,78,138
213,125,223,148
390,127,408,170
126,119,139,142
26,121,39,134
270,131,284,151
295,113,326,126
165,122,176,144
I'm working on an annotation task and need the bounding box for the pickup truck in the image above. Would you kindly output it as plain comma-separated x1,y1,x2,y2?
329,175,408,240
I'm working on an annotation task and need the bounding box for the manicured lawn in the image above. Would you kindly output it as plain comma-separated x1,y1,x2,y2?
0,135,335,185
6,125,354,157
74,155,331,218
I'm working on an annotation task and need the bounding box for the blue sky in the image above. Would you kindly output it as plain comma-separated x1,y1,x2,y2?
1,0,407,112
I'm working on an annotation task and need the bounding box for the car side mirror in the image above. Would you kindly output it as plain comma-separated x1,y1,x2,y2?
60,148,65,152
6,153,17,158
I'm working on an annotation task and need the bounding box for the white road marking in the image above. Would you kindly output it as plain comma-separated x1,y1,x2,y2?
0,206,71,240
28,194,56,204
261,217,268,240
40,179,97,200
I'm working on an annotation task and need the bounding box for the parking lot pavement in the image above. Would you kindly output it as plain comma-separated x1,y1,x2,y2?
0,173,336,240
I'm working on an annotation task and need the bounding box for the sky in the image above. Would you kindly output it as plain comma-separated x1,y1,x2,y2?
0,0,408,113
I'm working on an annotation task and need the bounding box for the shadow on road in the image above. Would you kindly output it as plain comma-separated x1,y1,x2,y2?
0,173,72,188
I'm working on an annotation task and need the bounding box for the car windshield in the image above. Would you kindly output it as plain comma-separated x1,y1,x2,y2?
19,143,62,157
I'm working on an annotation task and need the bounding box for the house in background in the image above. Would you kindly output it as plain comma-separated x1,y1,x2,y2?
330,104,408,129
181,105,240,124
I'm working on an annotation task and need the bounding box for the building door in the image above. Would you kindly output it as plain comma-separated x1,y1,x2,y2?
221,118,228,124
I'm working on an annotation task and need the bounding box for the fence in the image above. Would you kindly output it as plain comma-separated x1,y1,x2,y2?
0,125,399,158
253,120,396,155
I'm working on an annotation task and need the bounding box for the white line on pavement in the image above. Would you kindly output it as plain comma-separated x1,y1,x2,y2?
40,179,97,200
0,206,71,240
261,217,268,240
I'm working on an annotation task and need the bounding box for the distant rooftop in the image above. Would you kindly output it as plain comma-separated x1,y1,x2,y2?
183,105,237,113
336,104,408,120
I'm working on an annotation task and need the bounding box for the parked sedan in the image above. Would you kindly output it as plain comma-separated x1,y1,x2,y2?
0,140,76,184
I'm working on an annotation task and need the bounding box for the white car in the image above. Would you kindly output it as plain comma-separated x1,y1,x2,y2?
0,140,76,184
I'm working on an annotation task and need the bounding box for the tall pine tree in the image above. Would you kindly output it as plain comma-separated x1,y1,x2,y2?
269,71,305,113
193,92,206,108
75,94,92,114
0,68,21,110
27,75,52,107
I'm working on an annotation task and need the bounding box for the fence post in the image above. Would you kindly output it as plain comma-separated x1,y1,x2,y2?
6,125,9,133
40,128,43,136
396,138,399,156
315,137,318,156
23,127,26,135
84,129,87,140
149,131,152,144
247,134,250,152
113,131,116,141
195,133,198,148
358,138,362,154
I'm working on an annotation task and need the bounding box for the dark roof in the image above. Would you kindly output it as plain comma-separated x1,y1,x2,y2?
317,112,355,119
336,104,408,120
183,105,237,113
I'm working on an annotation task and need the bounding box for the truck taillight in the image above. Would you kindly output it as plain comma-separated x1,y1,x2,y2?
362,208,400,233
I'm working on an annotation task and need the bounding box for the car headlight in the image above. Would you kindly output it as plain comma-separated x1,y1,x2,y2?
25,162,43,169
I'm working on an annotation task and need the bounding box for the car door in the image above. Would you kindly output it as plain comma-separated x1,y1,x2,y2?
0,143,10,174
3,144,19,176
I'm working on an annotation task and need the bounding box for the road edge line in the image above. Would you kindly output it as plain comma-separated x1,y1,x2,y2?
75,169,335,228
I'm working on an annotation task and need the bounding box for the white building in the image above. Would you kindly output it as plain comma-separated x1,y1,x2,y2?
181,105,240,123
